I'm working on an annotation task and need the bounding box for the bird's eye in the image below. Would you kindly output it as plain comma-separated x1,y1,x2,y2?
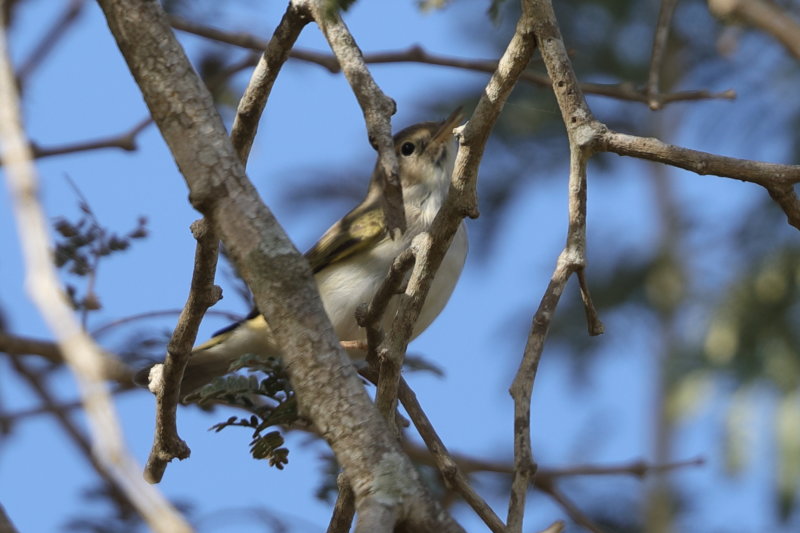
400,142,415,156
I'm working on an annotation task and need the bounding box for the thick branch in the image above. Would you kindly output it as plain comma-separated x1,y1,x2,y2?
602,130,800,187
96,1,462,530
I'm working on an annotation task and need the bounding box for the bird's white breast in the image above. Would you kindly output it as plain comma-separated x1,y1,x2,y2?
314,221,468,349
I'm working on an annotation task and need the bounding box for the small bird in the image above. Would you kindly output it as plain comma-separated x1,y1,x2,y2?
139,110,468,398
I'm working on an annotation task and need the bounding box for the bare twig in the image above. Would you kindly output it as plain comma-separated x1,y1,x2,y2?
709,0,800,60
326,474,356,533
537,456,705,479
646,0,679,109
144,219,221,484
0,501,20,533
300,1,403,235
602,130,800,187
230,3,311,164
507,0,607,528
537,479,603,533
396,376,507,533
0,13,192,531
356,248,416,429
170,16,735,107
30,117,153,159
16,0,86,85
601,130,800,229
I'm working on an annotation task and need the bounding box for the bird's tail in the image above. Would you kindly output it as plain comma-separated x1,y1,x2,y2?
133,313,278,400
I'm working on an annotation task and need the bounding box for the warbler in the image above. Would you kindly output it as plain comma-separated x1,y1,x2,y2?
139,109,468,398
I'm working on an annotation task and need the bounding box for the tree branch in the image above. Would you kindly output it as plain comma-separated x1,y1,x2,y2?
326,474,356,533
28,117,153,160
0,14,192,531
144,219,222,483
601,130,800,229
170,16,735,107
230,3,311,164
646,0,679,110
300,0,404,235
0,331,133,384
96,0,463,530
356,248,416,430
396,376,507,533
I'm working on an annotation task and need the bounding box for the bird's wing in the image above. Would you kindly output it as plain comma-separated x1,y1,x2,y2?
305,203,387,274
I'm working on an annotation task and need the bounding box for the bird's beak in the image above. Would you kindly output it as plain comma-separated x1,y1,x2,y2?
429,107,464,149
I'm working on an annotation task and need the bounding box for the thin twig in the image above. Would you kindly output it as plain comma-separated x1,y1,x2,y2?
0,387,135,427
299,0,404,235
144,1,310,485
537,456,705,480
144,219,221,484
230,3,311,164
170,16,736,107
646,0,679,110
356,248,415,428
537,479,603,533
0,15,191,528
16,0,86,85
601,129,800,229
601,130,800,187
29,117,153,160
507,0,604,529
326,474,356,533
396,376,507,533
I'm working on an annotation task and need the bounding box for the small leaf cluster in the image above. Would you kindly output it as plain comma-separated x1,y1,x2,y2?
186,355,296,469
52,198,147,313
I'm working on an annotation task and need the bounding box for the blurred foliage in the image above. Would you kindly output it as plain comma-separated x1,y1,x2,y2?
52,180,148,319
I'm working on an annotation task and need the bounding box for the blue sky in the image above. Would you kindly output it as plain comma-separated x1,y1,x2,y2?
1,1,795,532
